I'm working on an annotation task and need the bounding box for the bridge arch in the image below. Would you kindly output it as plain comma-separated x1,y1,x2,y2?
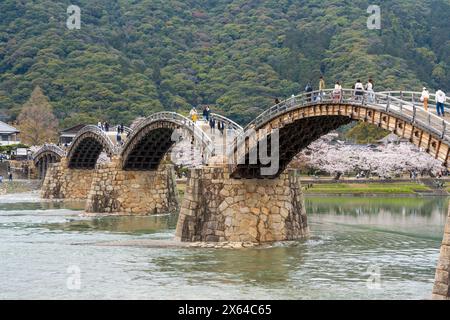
230,89,450,179
121,112,214,170
67,125,116,169
32,144,66,179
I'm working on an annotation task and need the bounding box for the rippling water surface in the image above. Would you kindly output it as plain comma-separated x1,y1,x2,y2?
0,192,447,300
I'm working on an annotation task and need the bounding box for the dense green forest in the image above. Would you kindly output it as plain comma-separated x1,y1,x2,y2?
0,0,449,128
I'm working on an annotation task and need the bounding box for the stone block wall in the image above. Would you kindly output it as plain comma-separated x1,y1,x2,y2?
433,204,450,300
85,159,179,215
41,158,94,200
175,167,309,242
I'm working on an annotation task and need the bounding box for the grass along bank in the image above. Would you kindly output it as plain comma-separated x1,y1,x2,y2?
175,179,438,196
303,182,434,195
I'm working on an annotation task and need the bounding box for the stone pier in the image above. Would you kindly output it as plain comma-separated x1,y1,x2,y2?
433,203,450,299
85,158,179,215
41,158,94,200
175,167,309,242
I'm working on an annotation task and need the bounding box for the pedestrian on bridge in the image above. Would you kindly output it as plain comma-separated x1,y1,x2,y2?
319,76,325,101
209,117,216,133
436,89,447,117
189,107,198,123
305,83,313,102
319,76,326,91
365,79,375,103
202,106,210,121
420,87,430,111
333,81,342,102
354,80,364,101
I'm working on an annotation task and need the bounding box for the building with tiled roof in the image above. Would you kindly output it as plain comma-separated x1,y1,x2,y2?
0,121,20,146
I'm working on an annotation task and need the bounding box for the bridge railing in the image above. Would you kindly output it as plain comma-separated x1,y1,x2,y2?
235,89,450,157
131,111,215,160
378,91,450,112
210,113,243,132
110,125,133,134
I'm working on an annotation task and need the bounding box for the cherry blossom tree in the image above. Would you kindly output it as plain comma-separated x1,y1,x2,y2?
293,133,444,179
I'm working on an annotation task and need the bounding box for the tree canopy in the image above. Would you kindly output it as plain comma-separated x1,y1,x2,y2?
0,0,449,128
16,86,58,145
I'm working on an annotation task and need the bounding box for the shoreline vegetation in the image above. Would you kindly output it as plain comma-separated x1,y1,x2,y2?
177,179,450,197
303,180,449,196
1,179,448,197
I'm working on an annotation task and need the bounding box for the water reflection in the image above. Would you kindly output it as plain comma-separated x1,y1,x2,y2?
148,244,308,286
306,196,448,241
43,214,179,236
0,200,84,212
306,196,448,217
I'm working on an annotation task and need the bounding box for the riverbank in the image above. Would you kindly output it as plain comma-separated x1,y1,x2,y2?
0,180,41,195
303,182,436,196
176,179,448,197
5,178,444,198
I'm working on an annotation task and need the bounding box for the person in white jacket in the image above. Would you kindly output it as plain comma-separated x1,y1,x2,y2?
436,89,446,117
420,87,430,111
333,81,342,102
365,79,374,103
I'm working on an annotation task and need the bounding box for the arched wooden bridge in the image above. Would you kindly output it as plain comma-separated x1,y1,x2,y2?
33,89,450,178
32,144,66,179
229,89,450,178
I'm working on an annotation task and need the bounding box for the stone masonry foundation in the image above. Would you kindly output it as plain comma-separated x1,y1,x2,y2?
41,158,94,200
175,167,309,242
433,202,450,299
85,158,179,215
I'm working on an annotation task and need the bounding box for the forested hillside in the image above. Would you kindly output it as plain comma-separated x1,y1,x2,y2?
0,0,449,127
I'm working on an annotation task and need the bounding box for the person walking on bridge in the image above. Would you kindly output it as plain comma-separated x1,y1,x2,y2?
189,107,198,123
202,106,210,121
319,76,325,101
333,81,342,102
305,82,313,102
319,76,326,91
420,87,430,111
354,80,364,101
436,89,447,117
365,79,374,103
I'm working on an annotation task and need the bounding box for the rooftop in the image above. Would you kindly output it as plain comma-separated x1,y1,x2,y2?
60,124,86,135
0,121,19,134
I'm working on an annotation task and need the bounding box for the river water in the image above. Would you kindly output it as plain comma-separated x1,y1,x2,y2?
0,192,447,300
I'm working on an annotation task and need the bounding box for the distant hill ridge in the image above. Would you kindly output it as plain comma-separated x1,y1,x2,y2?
0,0,448,128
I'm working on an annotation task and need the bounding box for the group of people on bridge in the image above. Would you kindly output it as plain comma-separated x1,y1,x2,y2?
189,106,227,135
97,121,128,146
189,105,211,123
274,76,448,118
420,87,447,117
297,77,376,104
